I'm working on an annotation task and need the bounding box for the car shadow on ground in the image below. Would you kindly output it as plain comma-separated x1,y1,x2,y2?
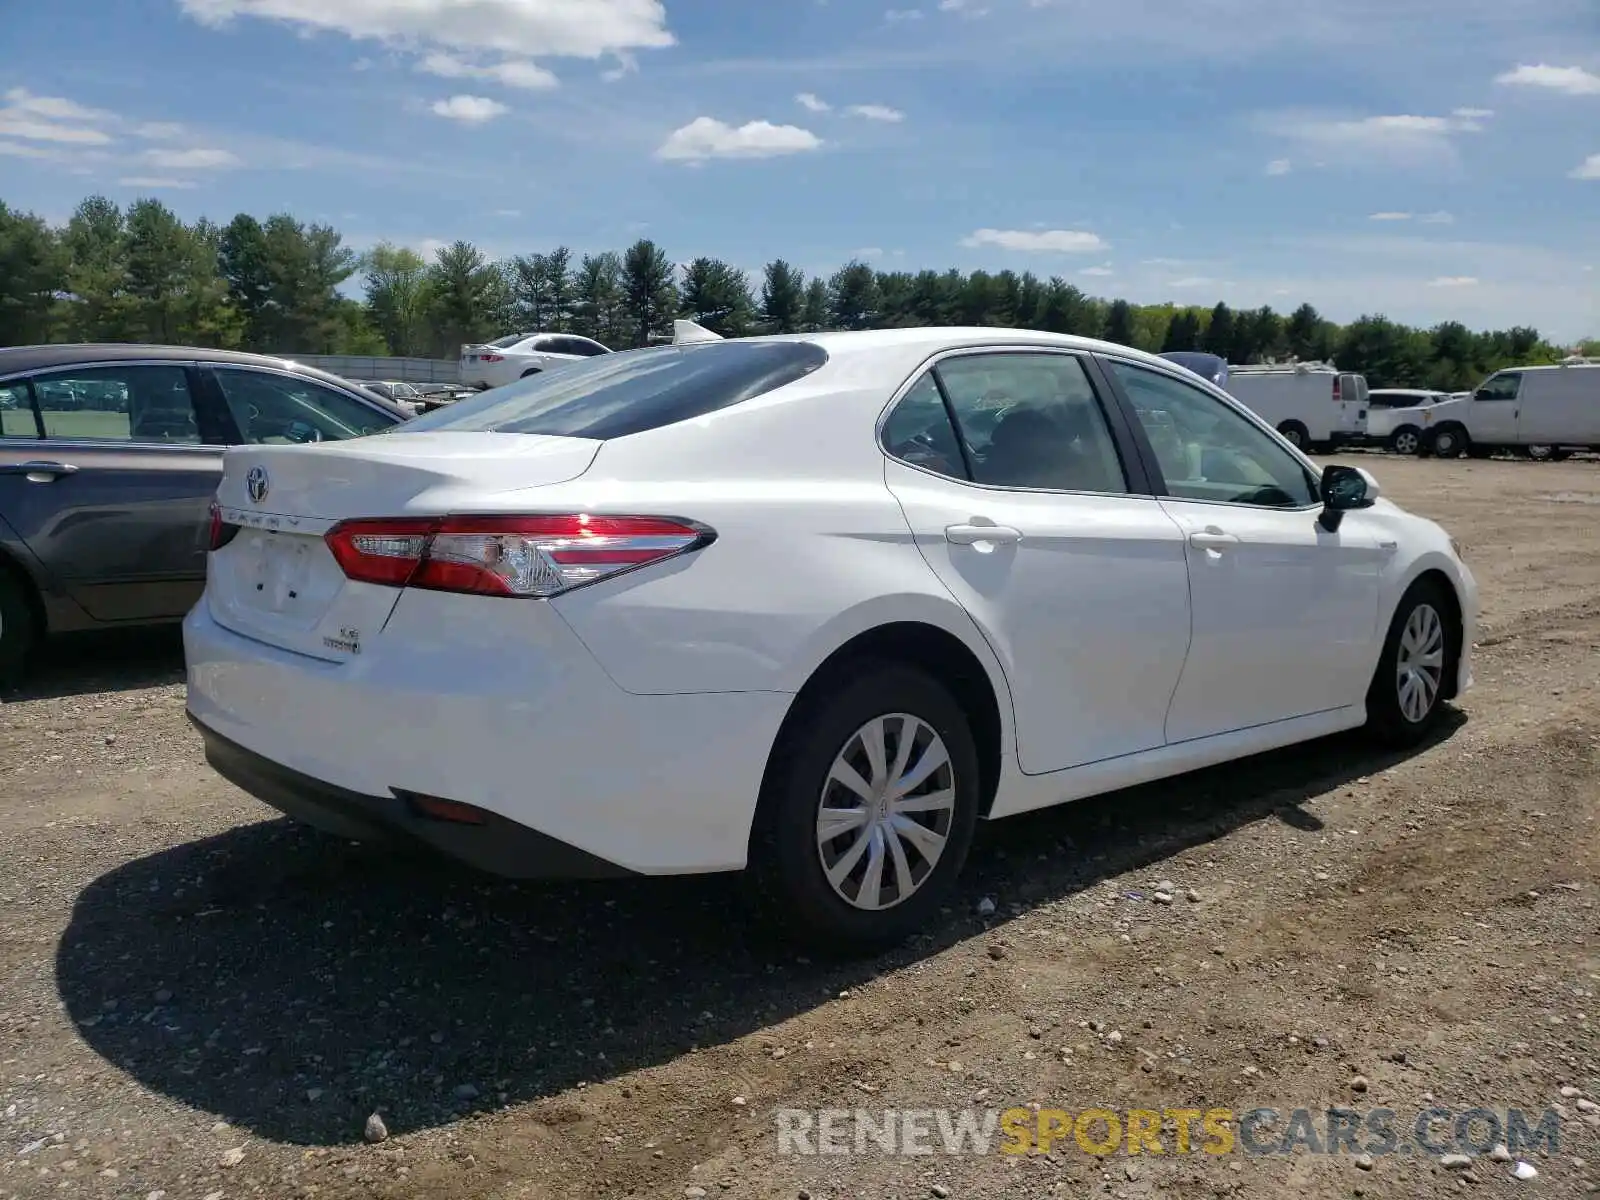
55,712,1464,1146
4,627,185,702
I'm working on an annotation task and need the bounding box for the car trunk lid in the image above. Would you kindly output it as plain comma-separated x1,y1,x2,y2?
206,432,600,660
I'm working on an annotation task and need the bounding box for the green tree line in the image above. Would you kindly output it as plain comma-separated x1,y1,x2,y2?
1,195,1583,390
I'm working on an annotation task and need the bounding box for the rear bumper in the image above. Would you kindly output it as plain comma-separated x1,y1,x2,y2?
191,714,633,877
183,595,792,875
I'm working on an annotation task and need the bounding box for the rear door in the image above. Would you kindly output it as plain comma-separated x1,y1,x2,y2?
881,349,1193,779
0,361,227,623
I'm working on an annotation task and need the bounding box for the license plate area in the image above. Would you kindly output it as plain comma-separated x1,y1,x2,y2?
236,528,339,626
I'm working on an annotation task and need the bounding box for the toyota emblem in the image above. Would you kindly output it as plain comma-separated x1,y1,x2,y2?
246,465,270,505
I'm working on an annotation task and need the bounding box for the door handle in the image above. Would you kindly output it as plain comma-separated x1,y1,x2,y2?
1187,530,1239,550
0,460,79,480
945,523,1022,546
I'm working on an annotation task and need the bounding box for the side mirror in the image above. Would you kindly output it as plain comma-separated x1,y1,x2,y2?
1318,464,1378,532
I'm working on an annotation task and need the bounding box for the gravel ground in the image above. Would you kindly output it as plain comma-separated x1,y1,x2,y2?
1,453,1598,1200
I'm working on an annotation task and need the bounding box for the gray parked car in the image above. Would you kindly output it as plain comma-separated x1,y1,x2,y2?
0,344,409,681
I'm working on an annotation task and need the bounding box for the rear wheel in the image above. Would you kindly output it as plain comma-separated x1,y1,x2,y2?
1522,444,1568,462
0,569,37,688
752,663,980,952
1365,580,1454,748
1277,422,1309,451
1388,426,1422,456
520,367,543,379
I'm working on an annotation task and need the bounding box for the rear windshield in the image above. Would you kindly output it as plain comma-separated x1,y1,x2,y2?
486,333,527,349
402,341,829,440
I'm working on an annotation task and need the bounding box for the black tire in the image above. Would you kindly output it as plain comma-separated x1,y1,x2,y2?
1522,444,1560,462
1365,579,1456,748
1277,422,1309,451
751,662,981,952
1430,424,1468,459
0,568,38,688
1388,426,1422,456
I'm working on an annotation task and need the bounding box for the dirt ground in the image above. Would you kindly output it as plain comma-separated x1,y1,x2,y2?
2,453,1597,1200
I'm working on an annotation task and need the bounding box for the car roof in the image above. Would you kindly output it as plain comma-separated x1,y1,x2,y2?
698,326,1186,372
0,343,411,416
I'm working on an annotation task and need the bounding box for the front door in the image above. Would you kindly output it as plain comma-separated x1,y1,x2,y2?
1469,371,1522,444
880,351,1193,776
1101,358,1385,743
0,362,225,623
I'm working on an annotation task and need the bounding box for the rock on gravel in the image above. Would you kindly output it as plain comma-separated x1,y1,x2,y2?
1440,1153,1472,1169
364,1112,390,1143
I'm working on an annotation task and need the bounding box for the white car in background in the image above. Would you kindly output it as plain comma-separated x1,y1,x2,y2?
458,332,612,390
1363,388,1449,455
185,329,1476,949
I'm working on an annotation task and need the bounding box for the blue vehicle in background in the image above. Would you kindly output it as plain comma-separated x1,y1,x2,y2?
1158,351,1229,388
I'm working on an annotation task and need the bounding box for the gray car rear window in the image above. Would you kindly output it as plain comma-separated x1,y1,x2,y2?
402,341,829,440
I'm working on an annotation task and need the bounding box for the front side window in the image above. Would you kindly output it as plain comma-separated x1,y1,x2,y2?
1476,371,1521,402
403,341,828,440
212,369,398,444
1109,360,1319,508
27,364,201,444
935,353,1128,494
0,383,35,437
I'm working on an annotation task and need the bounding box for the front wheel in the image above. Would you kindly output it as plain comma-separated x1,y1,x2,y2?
1430,425,1468,459
1388,427,1422,456
751,663,980,952
1277,422,1309,451
1365,581,1455,748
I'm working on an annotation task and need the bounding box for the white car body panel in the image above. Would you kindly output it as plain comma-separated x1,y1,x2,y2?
1458,364,1600,447
185,327,1477,878
458,333,610,390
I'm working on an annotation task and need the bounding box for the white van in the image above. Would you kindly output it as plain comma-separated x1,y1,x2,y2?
1426,361,1600,459
1224,362,1369,452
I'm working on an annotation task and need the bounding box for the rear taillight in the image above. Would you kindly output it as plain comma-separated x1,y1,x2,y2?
207,500,239,551
480,353,504,363
323,514,714,598
1332,378,1343,402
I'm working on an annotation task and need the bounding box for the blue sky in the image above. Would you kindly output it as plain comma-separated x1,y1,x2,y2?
3,0,1597,341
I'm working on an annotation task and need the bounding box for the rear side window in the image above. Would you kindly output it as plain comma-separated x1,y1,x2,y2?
1,383,35,437
403,341,829,440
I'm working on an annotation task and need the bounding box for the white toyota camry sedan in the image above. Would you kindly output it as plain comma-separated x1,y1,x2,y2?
184,328,1476,948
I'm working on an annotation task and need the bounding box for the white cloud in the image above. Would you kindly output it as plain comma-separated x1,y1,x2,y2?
0,139,58,159
1265,158,1292,176
656,117,821,163
420,52,557,90
3,88,110,123
884,7,923,19
855,247,885,258
600,53,637,82
0,90,112,145
1166,276,1216,289
1080,265,1114,277
1420,210,1455,224
938,0,989,14
430,94,509,123
1369,211,1413,221
117,176,198,189
1427,276,1479,288
176,0,674,61
962,228,1108,253
1261,109,1490,167
135,122,186,140
145,146,241,168
1570,153,1600,180
493,208,521,217
1495,64,1600,96
0,114,111,144
848,104,904,122
796,92,831,113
